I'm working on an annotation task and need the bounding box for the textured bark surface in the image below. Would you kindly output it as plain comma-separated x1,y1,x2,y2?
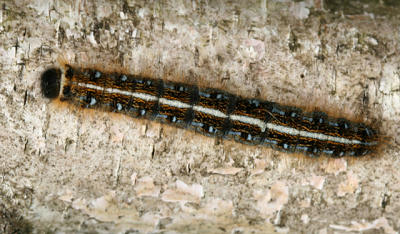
1,0,400,233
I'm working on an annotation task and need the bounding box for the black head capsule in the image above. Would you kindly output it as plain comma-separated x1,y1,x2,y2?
41,68,62,99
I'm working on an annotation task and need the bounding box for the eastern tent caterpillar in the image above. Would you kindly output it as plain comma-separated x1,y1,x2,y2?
40,64,380,157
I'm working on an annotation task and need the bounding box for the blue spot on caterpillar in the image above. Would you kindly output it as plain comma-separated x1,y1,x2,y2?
40,64,381,158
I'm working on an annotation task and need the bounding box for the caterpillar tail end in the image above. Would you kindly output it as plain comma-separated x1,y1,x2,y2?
41,68,62,99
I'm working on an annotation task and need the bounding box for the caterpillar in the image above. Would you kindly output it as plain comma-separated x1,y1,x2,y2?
40,64,380,157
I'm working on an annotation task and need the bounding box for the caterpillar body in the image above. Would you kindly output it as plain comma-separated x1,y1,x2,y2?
40,65,380,157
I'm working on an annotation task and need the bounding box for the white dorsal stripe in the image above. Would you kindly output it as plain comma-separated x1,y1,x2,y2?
230,114,267,132
78,83,103,91
192,106,227,118
159,98,191,109
129,91,158,102
266,123,364,145
74,82,377,146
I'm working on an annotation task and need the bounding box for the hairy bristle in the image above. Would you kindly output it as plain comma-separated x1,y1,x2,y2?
41,68,62,99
